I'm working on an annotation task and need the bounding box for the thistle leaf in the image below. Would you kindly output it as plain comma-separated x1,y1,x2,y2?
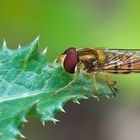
0,38,114,140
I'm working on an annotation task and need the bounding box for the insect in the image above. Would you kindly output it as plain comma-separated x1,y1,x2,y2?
54,47,140,97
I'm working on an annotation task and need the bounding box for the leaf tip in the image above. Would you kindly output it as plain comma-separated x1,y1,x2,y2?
18,44,21,49
105,94,111,99
19,132,26,139
1,38,9,52
51,118,60,124
24,37,39,62
2,38,7,47
42,121,46,127
41,47,48,57
22,117,28,123
31,35,40,46
58,105,66,113
73,99,81,104
36,35,40,41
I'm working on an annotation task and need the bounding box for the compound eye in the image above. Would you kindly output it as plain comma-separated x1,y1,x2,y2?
63,53,78,74
63,47,76,55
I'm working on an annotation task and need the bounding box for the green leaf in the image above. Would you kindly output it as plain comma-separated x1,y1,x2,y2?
0,37,114,140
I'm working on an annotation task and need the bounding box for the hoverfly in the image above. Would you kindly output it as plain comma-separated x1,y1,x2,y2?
54,47,140,97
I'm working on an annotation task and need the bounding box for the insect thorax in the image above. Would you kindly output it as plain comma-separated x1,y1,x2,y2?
77,48,99,72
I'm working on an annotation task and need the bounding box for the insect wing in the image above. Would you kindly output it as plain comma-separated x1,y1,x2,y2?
99,49,140,73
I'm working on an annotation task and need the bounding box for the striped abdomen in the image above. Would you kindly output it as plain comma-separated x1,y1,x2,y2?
102,58,140,74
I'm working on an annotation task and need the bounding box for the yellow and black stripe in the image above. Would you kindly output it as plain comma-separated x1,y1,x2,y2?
102,58,140,74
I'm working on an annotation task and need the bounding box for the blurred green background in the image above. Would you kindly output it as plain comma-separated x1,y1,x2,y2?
1,0,140,140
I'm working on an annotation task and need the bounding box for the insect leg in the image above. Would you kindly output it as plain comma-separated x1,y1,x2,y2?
53,71,80,95
101,74,119,97
87,73,99,92
92,74,99,91
85,73,100,100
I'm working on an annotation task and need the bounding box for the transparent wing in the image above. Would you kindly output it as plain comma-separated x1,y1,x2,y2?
98,49,140,72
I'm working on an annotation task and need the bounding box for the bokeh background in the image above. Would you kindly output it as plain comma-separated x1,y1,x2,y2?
1,0,140,140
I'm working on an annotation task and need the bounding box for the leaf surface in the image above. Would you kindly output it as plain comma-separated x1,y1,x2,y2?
0,38,113,140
